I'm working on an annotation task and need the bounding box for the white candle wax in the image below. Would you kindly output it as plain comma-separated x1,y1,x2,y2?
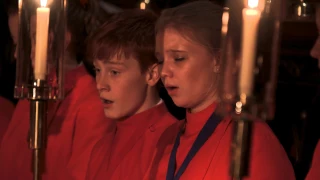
34,7,50,80
238,8,261,96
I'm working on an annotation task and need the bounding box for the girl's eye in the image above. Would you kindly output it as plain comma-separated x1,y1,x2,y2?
174,57,185,61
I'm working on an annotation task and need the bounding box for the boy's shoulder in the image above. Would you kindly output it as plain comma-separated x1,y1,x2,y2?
147,103,179,132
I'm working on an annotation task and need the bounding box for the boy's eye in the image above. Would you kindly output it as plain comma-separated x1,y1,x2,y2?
110,70,120,76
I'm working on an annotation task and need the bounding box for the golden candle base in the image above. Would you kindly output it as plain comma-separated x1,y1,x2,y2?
229,116,252,179
229,94,259,180
29,79,48,180
32,149,40,180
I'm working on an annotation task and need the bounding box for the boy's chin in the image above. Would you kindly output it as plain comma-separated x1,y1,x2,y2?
103,110,128,122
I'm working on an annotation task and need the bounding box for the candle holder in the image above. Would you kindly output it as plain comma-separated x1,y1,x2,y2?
290,0,315,19
217,0,282,179
15,0,67,179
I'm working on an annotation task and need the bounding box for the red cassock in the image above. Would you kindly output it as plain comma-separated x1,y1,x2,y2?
0,96,15,144
0,66,114,180
86,103,178,180
305,140,320,180
145,103,296,180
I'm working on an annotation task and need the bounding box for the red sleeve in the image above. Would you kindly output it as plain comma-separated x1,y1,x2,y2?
305,140,320,180
85,140,102,180
66,95,114,180
0,97,15,143
85,135,113,180
246,122,295,180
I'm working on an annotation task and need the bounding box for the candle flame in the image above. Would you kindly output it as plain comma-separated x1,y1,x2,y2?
40,0,47,7
248,0,259,9
221,9,229,34
140,2,146,10
18,0,22,9
222,10,229,26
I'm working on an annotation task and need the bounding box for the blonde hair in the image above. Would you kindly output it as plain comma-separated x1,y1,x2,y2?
155,1,223,57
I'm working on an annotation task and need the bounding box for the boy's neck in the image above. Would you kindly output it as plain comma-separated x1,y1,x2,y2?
115,88,161,123
135,87,161,115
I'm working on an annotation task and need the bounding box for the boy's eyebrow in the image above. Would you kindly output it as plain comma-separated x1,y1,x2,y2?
103,60,128,68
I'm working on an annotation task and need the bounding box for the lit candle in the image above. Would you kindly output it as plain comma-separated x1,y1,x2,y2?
140,2,146,10
221,8,229,36
238,0,261,96
34,0,50,80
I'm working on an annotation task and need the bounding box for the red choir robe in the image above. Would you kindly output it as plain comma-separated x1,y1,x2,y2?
86,102,178,180
0,66,114,180
145,103,295,180
305,140,320,180
0,96,15,144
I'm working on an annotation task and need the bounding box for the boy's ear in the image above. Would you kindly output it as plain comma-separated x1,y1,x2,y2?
145,63,160,86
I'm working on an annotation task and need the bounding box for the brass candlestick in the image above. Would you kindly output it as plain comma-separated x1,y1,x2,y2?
15,0,67,179
218,0,282,179
28,79,48,180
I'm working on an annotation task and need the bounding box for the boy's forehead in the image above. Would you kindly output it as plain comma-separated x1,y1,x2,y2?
94,58,125,66
93,53,137,67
